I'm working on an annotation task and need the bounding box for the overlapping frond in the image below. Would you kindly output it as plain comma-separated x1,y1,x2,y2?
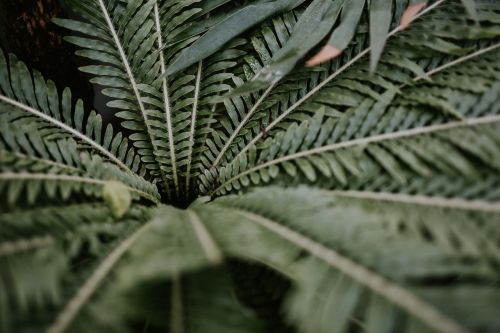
171,0,479,94
55,0,249,200
199,1,500,179
0,111,159,205
202,2,500,199
54,0,174,191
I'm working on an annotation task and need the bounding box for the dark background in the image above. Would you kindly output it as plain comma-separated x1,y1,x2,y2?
0,0,113,121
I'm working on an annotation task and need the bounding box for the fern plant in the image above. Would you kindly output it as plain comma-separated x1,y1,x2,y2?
1,0,500,332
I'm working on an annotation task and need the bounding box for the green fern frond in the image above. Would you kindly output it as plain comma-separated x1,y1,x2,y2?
54,0,172,190
205,14,500,195
2,0,500,332
0,50,142,175
200,1,500,176
0,128,159,205
0,203,150,332
208,186,500,333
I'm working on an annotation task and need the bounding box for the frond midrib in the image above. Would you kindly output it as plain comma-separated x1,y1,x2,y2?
184,61,203,194
187,208,223,265
323,189,500,213
154,2,179,197
0,235,54,257
5,149,81,174
211,84,276,168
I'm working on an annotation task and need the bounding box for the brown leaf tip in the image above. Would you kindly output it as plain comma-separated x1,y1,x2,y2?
400,2,427,30
306,45,343,67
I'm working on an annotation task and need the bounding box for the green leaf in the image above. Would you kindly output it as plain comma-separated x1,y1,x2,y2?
166,0,304,76
369,0,392,71
460,0,477,20
227,0,343,96
328,0,365,51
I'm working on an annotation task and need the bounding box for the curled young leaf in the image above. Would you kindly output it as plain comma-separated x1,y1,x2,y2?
103,181,132,219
